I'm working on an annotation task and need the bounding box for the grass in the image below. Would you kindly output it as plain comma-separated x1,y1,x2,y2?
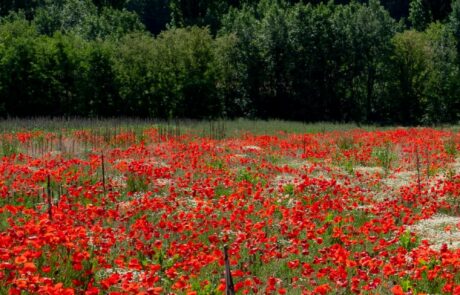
0,117,376,136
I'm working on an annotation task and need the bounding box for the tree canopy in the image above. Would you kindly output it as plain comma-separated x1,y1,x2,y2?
0,0,460,124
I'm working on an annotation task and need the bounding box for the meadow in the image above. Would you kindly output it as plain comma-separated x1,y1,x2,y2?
0,120,459,294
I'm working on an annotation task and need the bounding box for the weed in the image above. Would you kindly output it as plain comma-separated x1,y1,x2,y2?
444,136,457,157
126,173,149,192
337,136,354,151
372,143,396,174
399,230,419,251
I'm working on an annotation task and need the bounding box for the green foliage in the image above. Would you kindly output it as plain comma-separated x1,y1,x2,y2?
214,185,232,197
450,0,460,54
84,41,122,116
213,33,251,117
333,0,399,122
391,30,430,124
391,23,459,124
0,17,48,116
84,7,145,40
409,0,432,31
126,173,148,192
372,143,396,173
0,14,222,118
423,23,459,124
0,0,458,123
236,169,255,183
399,230,419,251
218,0,398,122
1,139,18,157
337,136,354,151
33,0,98,36
113,27,221,118
283,183,295,196
112,32,157,117
33,0,144,39
151,27,221,118
444,136,457,156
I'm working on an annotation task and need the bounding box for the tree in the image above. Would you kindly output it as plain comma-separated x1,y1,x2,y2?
449,0,460,55
83,7,144,40
82,41,121,116
391,30,430,123
219,4,264,118
255,0,294,118
0,17,41,116
409,0,452,31
219,0,399,122
150,27,221,118
33,0,97,36
168,0,266,33
113,32,157,116
423,23,459,123
33,0,143,40
335,0,398,123
390,24,459,124
286,2,339,121
213,33,251,117
409,0,432,31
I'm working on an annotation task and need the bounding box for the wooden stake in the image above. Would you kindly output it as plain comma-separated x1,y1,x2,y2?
101,153,106,195
415,145,422,199
47,174,52,221
224,246,235,295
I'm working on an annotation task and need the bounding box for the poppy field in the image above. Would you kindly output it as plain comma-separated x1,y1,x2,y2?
1,125,460,294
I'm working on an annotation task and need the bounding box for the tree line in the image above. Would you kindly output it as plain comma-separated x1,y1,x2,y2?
1,0,460,124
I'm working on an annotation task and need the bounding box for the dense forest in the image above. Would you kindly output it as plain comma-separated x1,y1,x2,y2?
0,0,460,124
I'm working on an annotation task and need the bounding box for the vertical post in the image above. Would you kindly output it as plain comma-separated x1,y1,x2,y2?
47,174,52,221
303,136,306,156
426,147,431,179
224,246,235,295
101,153,106,195
415,145,422,198
58,184,62,206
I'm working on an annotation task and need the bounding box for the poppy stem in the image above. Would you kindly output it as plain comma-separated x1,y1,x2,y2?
415,145,422,199
47,174,52,221
101,153,106,196
303,136,306,156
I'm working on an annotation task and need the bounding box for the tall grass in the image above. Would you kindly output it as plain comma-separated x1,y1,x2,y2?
0,117,378,136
